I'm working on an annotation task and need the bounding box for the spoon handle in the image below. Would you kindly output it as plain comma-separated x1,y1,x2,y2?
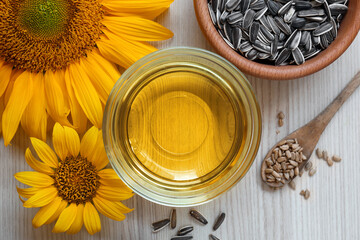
314,71,360,129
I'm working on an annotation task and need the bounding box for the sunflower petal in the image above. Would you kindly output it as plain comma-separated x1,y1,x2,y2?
88,50,120,83
102,0,173,19
44,200,68,225
68,63,103,129
30,137,58,168
83,202,101,235
67,203,84,234
23,186,58,208
52,123,68,160
64,69,88,134
80,126,98,158
0,96,4,135
25,148,54,175
98,30,157,69
21,73,47,141
81,54,118,104
16,186,41,199
88,130,108,170
97,185,133,202
0,64,12,98
93,196,126,221
14,172,54,187
98,168,121,180
95,195,133,214
32,197,62,228
52,203,78,233
63,126,80,157
2,71,33,146
103,16,173,42
44,70,72,127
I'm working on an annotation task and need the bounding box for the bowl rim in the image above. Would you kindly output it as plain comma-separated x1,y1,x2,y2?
194,0,360,80
103,47,262,207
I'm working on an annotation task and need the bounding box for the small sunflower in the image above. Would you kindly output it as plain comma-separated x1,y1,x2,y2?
15,123,133,234
0,0,173,146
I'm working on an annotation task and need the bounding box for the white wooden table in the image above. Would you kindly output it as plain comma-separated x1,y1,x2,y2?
1,0,360,239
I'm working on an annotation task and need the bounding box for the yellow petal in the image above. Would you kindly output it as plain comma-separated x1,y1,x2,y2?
102,0,173,19
44,70,72,127
44,200,68,225
88,130,109,170
30,137,58,168
88,50,120,83
97,185,134,202
62,126,80,157
21,73,47,141
14,172,54,187
64,68,88,134
81,54,118,104
25,148,54,175
16,186,41,199
0,96,4,135
2,71,33,146
67,203,84,234
98,168,121,180
52,123,69,160
80,126,99,158
23,186,58,208
98,30,157,69
94,195,132,215
32,197,62,228
0,64,13,98
83,202,101,235
103,16,173,42
52,203,78,233
68,63,103,129
93,196,126,221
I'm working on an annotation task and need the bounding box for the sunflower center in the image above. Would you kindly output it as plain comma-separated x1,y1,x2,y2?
0,0,104,72
54,155,100,204
18,0,71,39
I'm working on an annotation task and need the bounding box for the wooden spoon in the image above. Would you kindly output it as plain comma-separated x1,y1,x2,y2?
261,71,360,188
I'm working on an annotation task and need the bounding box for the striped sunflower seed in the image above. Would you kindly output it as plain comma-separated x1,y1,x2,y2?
213,212,226,231
210,234,221,240
177,226,194,236
190,210,208,225
152,219,170,233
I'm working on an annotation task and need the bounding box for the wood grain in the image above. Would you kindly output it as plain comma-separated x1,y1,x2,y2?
1,0,360,239
194,0,360,80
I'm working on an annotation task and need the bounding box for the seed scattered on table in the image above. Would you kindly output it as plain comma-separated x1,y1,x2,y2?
309,167,317,177
305,161,313,171
332,155,342,162
190,210,208,225
213,212,226,231
322,150,328,160
326,156,333,166
316,148,323,158
210,234,221,240
171,236,193,240
152,219,170,233
177,226,194,236
170,209,177,229
289,180,296,190
304,189,310,199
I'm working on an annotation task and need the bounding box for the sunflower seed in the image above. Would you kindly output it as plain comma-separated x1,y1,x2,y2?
210,234,221,240
313,22,333,36
291,17,306,28
289,180,296,190
250,22,260,42
190,210,208,225
246,49,258,60
216,9,222,29
278,0,293,16
152,219,170,232
170,209,177,229
226,0,240,11
309,168,317,176
305,16,327,23
304,48,321,59
275,48,291,65
298,9,325,17
227,12,243,24
213,213,226,231
177,226,194,236
324,0,332,18
284,7,296,23
239,41,253,52
220,11,229,24
330,17,338,37
241,0,251,13
329,3,348,15
304,189,310,199
267,15,281,35
292,47,305,65
208,4,217,25
332,155,342,162
253,40,271,53
250,0,266,10
232,28,242,49
224,23,232,41
312,35,321,45
320,34,329,49
255,7,268,20
285,30,301,50
171,236,193,240
294,1,313,10
326,156,334,166
301,22,320,31
268,0,282,16
260,25,275,41
243,9,256,29
305,161,313,171
274,16,292,35
271,34,279,56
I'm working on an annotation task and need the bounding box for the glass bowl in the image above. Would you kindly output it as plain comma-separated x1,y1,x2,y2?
103,47,262,207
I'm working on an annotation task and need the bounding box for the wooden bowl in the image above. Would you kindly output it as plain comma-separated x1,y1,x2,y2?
194,0,360,80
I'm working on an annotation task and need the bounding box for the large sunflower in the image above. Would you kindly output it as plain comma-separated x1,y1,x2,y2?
15,123,134,234
0,0,173,146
